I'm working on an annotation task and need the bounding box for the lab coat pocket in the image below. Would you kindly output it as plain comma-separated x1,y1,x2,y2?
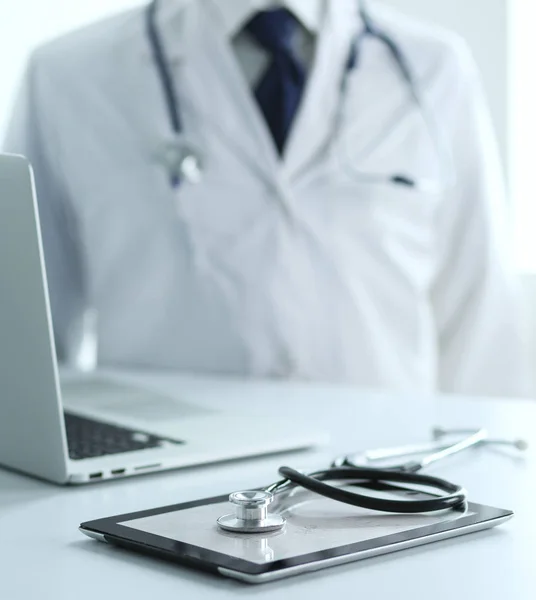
329,107,443,265
327,158,441,286
371,183,438,258
368,183,438,288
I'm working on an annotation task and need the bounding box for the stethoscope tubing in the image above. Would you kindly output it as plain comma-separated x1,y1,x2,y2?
225,428,527,524
262,430,490,514
272,466,467,513
146,0,181,134
145,0,182,188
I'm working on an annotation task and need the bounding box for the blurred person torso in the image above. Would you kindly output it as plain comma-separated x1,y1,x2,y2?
3,0,529,396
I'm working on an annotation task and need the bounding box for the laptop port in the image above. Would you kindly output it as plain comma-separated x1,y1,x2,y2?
111,468,126,476
134,463,161,471
89,472,103,480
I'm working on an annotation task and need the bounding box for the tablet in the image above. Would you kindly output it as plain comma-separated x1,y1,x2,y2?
79,484,512,584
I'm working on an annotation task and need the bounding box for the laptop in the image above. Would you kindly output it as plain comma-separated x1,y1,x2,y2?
0,154,326,485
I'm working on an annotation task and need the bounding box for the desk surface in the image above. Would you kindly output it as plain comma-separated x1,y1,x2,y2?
1,374,535,599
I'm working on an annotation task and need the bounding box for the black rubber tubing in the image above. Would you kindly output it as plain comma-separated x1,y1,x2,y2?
278,466,467,514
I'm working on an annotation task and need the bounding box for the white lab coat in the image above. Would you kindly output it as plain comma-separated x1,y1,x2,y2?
3,0,529,396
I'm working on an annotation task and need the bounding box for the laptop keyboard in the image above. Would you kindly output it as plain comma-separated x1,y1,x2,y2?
64,412,174,460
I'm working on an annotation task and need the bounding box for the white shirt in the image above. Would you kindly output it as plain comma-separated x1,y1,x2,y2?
2,0,530,396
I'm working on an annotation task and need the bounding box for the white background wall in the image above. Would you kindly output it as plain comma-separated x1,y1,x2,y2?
0,0,508,148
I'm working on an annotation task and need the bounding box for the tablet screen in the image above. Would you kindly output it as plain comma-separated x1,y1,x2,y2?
121,488,472,564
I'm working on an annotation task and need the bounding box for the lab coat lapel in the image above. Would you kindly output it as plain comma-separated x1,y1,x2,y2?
283,0,358,179
154,0,282,186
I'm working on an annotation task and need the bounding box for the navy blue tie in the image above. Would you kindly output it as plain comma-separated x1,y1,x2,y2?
245,9,306,155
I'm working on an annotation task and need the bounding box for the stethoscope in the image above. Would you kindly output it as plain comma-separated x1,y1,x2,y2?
145,0,454,192
216,427,528,534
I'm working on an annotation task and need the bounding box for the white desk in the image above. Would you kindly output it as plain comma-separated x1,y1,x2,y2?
1,374,535,599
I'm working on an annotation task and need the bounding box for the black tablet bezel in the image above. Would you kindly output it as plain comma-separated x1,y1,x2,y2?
80,488,513,577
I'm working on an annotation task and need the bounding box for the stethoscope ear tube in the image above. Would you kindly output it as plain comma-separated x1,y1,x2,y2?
278,466,467,514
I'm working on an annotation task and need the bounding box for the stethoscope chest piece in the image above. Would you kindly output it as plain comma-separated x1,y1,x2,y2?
154,136,204,186
217,491,286,534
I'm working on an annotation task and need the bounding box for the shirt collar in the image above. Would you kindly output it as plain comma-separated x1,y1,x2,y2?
148,0,361,60
209,0,326,38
